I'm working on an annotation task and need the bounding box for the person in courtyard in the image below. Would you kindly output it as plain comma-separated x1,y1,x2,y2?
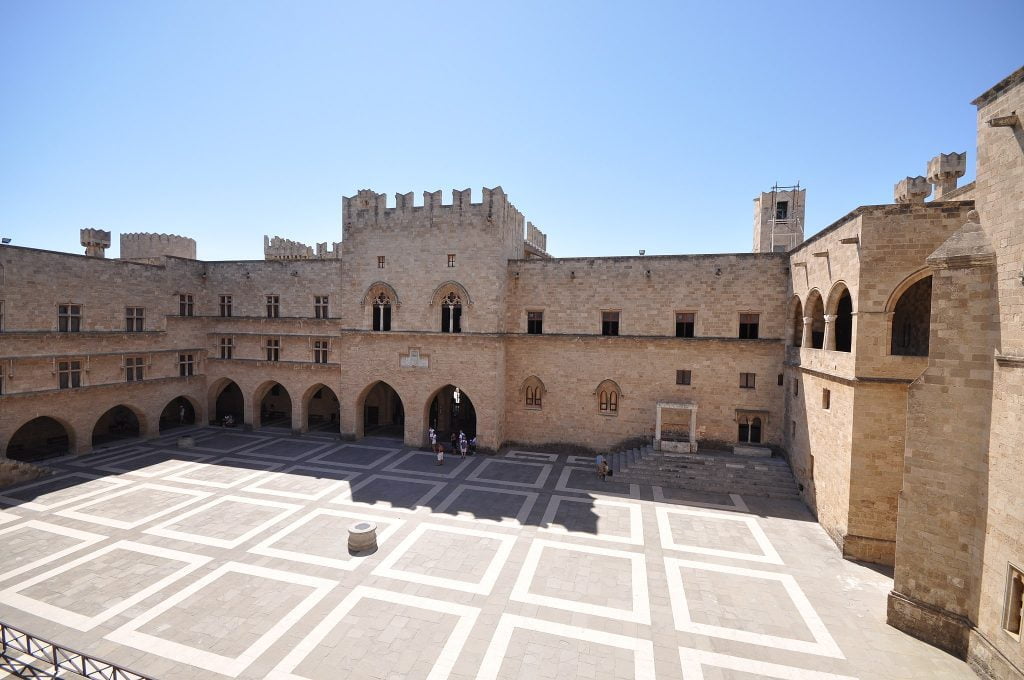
436,442,444,466
459,430,468,458
595,453,606,478
468,435,477,455
179,403,186,423
598,460,609,481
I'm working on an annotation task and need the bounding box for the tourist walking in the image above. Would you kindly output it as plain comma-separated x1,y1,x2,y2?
458,430,468,458
595,453,606,479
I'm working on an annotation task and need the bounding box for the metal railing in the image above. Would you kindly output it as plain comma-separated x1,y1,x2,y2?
0,621,155,680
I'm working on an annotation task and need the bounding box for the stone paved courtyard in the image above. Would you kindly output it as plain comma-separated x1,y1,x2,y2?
0,428,972,679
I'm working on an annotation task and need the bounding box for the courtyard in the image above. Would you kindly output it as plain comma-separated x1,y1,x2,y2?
0,428,971,680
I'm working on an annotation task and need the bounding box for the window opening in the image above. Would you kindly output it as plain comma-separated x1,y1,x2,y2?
602,311,620,336
373,292,392,331
219,337,233,360
527,311,543,335
178,294,193,317
441,291,462,333
739,313,759,339
58,304,81,332
125,307,144,332
675,312,695,338
740,372,756,389
676,369,691,386
178,353,195,377
219,295,232,317
266,295,280,319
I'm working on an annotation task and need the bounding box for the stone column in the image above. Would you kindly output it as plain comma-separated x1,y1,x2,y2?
294,398,308,435
654,405,663,450
823,315,837,351
689,408,697,452
801,317,814,348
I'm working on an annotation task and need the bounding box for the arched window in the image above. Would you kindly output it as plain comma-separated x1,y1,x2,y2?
750,417,762,443
737,414,764,444
789,297,804,348
890,275,932,356
441,291,462,333
595,379,622,415
826,283,853,353
526,386,541,408
805,290,825,349
521,376,546,410
373,292,392,331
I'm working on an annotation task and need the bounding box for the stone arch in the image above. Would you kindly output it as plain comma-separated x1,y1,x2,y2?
825,282,854,353
303,382,340,432
6,416,75,461
159,395,200,432
788,296,804,347
254,381,293,429
362,282,398,331
424,384,476,440
361,281,401,307
209,378,245,425
805,289,826,349
92,404,145,447
520,375,546,410
888,271,933,357
429,280,473,307
431,281,471,333
356,380,405,439
594,379,623,415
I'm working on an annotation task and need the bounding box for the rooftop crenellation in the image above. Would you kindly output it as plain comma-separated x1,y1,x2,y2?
342,186,524,230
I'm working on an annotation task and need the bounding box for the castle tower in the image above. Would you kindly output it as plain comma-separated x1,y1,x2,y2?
80,228,111,258
753,184,805,253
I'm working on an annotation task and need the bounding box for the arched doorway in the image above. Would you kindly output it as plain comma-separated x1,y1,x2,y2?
306,384,340,432
834,290,853,352
258,382,293,429
428,384,477,442
7,417,72,461
92,405,141,446
213,380,244,425
891,276,932,356
160,396,197,432
362,381,404,437
738,415,763,444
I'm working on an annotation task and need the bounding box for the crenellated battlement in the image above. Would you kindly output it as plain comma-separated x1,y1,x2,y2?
264,235,342,260
524,221,549,258
119,232,196,260
342,186,525,231
80,228,111,258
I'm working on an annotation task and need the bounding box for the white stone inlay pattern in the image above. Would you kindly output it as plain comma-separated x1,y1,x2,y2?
656,505,782,564
0,473,132,512
239,464,358,501
249,508,403,570
678,648,858,679
554,465,640,498
55,483,212,530
539,495,645,545
465,458,552,489
432,483,539,527
163,457,282,489
0,520,106,584
144,494,301,549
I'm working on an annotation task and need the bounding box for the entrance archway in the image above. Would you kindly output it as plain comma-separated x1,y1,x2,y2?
738,415,763,444
428,384,477,442
7,417,73,461
213,380,244,425
361,381,404,437
92,405,141,446
160,396,197,432
306,384,340,432
258,382,293,429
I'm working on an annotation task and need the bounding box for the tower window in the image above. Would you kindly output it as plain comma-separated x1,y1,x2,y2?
776,201,789,219
675,312,695,338
602,311,620,336
527,311,543,335
676,370,691,386
739,313,760,339
377,255,386,269
447,254,456,268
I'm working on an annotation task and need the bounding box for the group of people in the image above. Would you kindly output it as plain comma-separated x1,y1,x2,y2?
429,427,476,465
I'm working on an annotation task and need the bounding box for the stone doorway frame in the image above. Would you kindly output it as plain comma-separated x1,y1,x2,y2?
655,401,697,453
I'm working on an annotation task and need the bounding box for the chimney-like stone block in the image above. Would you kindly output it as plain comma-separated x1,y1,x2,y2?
894,176,932,203
927,152,967,200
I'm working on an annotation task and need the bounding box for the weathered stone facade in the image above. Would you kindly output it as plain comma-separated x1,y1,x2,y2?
0,66,1021,680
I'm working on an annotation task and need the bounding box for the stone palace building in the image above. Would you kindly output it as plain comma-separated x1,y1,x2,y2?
0,67,1021,679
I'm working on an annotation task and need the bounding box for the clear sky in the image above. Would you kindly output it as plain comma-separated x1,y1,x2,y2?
1,1,1021,260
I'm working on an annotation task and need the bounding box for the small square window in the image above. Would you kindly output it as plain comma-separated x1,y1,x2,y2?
675,312,695,338
676,369,692,385
822,388,831,410
58,304,82,332
377,255,386,269
57,360,82,389
447,254,456,268
178,353,195,377
740,372,756,389
527,311,543,335
602,311,620,336
125,356,145,382
739,313,760,339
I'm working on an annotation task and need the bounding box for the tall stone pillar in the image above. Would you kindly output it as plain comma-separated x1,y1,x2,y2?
888,211,997,657
823,315,837,351
801,317,814,348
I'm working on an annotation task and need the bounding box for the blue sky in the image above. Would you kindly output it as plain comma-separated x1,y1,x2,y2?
1,1,1021,260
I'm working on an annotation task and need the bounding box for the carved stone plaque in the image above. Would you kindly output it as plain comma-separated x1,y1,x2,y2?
400,348,429,369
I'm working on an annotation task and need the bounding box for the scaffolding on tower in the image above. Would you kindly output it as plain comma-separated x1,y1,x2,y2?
768,182,801,253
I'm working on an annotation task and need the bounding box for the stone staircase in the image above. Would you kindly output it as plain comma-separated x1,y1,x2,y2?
607,445,802,500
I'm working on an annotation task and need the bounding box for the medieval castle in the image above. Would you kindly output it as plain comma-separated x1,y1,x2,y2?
0,67,1021,678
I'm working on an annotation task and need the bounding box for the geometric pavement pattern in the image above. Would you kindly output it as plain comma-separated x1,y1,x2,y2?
0,428,972,679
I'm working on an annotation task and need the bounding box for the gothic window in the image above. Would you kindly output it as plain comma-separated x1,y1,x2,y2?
596,379,621,415
737,416,763,443
125,307,144,332
314,295,329,319
739,313,759,339
806,290,825,349
890,276,932,356
441,292,462,333
178,294,193,317
522,376,545,410
790,297,803,347
373,292,392,331
219,295,233,317
675,312,695,338
602,311,620,336
58,304,81,332
266,295,280,318
57,360,81,389
527,311,543,335
219,337,233,359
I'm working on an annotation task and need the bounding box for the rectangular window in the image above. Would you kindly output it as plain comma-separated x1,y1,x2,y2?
777,373,784,386
822,388,831,409
125,307,144,332
58,304,81,332
1004,564,1023,637
377,256,386,269
314,296,329,319
266,338,280,362
313,340,329,364
776,200,789,220
602,311,620,336
676,369,692,386
178,353,195,377
373,302,392,331
791,419,796,438
219,295,233,317
793,379,799,396
527,311,543,335
266,295,280,319
447,254,456,268
0,299,4,331
740,372,756,389
675,312,695,338
219,337,233,360
178,294,194,317
739,313,760,339
125,356,145,382
58,360,82,389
